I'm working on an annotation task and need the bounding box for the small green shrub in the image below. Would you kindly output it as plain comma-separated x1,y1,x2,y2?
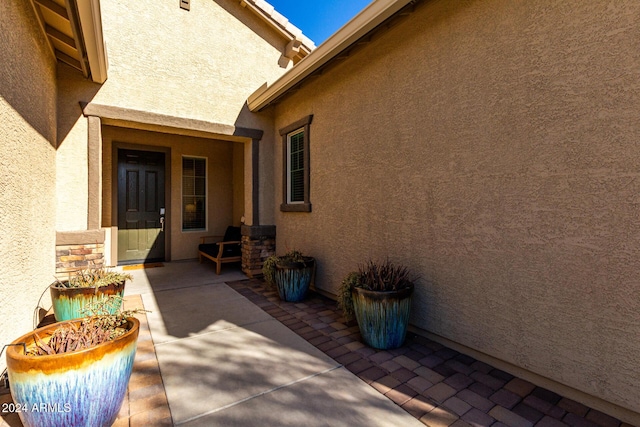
337,271,359,321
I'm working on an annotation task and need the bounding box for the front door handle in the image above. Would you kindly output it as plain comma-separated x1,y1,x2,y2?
159,207,165,232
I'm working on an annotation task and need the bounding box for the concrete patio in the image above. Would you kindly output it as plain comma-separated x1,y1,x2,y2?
0,261,633,427
118,260,423,426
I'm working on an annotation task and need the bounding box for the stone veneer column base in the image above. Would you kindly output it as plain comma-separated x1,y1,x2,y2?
241,225,276,278
55,230,106,278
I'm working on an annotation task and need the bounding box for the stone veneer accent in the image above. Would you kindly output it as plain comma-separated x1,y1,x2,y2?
56,243,105,275
55,230,106,277
241,225,276,278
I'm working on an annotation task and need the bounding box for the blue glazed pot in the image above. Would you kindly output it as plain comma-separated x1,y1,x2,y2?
274,257,315,302
5,317,139,427
352,285,414,349
50,281,126,321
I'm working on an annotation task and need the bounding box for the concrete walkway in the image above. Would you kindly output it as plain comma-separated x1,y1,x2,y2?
124,261,423,427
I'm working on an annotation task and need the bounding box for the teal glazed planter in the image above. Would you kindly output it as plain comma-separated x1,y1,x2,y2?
274,257,315,302
352,284,414,349
5,317,139,427
50,281,126,321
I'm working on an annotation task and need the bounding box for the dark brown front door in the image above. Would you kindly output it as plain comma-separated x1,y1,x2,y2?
117,149,165,264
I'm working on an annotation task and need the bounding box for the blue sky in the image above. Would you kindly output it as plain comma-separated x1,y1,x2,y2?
267,0,373,45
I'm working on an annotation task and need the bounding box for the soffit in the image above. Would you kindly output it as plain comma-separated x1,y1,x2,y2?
29,0,108,83
30,0,89,77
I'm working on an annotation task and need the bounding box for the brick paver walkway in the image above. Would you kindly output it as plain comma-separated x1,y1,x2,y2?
114,295,173,426
228,279,634,427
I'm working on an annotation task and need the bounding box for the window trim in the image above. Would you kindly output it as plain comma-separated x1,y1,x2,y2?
181,155,207,231
280,115,313,212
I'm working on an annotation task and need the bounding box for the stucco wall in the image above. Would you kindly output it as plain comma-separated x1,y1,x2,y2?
0,0,57,366
93,0,288,129
102,126,243,261
270,0,640,416
56,64,95,231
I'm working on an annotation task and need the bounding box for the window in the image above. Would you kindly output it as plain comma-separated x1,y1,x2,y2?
287,130,305,203
280,115,313,212
182,157,206,230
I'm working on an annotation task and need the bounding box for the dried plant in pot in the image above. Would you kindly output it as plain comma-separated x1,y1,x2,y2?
50,267,132,321
4,297,143,427
263,250,315,302
338,259,415,349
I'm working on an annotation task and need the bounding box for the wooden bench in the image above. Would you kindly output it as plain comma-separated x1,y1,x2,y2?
198,226,242,275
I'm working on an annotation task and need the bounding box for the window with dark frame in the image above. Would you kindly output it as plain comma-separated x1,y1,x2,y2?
182,157,206,230
280,115,313,212
287,129,305,203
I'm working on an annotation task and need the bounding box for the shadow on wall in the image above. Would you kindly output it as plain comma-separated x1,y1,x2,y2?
0,2,102,150
56,62,101,149
0,1,60,147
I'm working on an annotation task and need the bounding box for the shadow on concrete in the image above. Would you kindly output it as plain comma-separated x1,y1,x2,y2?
127,260,423,426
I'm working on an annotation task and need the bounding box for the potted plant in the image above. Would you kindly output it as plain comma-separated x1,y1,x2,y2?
4,298,141,427
263,250,315,302
50,267,132,321
338,259,415,349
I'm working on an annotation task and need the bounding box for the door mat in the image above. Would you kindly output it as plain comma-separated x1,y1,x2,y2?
122,262,164,271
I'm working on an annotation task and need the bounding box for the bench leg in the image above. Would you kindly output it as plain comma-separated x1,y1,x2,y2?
216,261,222,275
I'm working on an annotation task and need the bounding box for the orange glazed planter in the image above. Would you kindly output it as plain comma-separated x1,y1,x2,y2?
5,317,139,427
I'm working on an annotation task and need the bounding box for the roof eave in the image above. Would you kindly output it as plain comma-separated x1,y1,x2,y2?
247,0,415,112
240,0,315,56
75,0,108,83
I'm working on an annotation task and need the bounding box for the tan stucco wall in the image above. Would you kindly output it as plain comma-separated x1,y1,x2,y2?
0,0,57,367
257,109,277,226
102,126,243,261
270,0,640,418
56,64,95,230
93,0,289,128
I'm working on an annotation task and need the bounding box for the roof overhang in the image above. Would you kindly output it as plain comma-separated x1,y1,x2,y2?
240,0,315,64
247,0,417,112
75,0,108,83
30,0,108,83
